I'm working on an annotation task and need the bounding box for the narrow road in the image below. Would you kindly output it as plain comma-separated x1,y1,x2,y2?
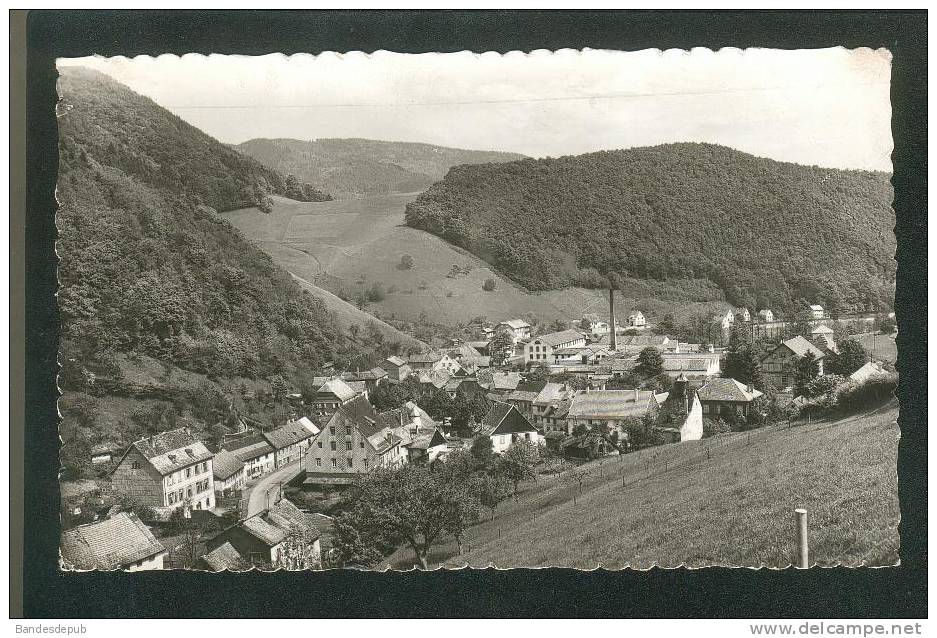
241,460,305,518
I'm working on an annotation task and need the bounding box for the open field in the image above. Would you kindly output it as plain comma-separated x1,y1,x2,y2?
222,195,729,326
856,332,898,364
385,403,899,570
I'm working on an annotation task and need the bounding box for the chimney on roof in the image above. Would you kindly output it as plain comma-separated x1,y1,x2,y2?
608,287,618,352
707,344,714,353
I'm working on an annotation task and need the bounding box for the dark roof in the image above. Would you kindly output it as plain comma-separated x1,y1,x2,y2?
480,402,537,437
223,433,275,463
201,541,244,572
60,512,165,570
263,423,313,450
211,449,245,481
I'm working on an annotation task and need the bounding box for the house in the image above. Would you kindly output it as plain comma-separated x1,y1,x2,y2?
408,351,459,375
849,361,889,383
262,422,314,468
498,319,532,344
465,340,491,356
566,389,656,436
378,401,448,465
224,433,275,480
760,335,827,390
757,309,775,323
628,311,646,328
653,374,703,443
477,402,543,454
212,449,246,497
304,397,408,491
478,370,523,397
696,377,764,419
811,324,835,336
60,512,167,571
661,352,722,381
734,307,752,323
810,305,825,320
198,541,245,572
505,381,548,417
812,333,839,356
417,369,453,392
312,378,366,415
111,428,215,512
205,498,321,569
524,329,587,364
383,355,412,383
716,310,735,332
90,443,117,465
342,367,389,391
610,334,672,354
289,415,320,437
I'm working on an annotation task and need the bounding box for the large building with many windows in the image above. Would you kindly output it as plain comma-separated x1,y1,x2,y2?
524,329,586,364
111,428,215,512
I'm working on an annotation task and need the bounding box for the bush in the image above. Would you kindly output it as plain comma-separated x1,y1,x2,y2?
703,418,732,438
398,254,414,270
803,374,846,399
834,373,897,412
482,278,497,292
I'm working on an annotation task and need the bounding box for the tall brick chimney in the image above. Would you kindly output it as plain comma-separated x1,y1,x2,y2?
609,286,617,352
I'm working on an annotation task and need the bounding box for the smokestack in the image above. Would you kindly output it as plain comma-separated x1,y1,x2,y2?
609,287,617,352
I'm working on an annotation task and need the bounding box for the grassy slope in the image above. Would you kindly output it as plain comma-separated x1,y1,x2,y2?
856,332,898,364
222,195,729,326
387,404,899,569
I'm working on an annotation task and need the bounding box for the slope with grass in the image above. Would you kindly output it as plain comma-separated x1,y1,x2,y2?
222,194,730,326
386,404,899,569
235,137,525,199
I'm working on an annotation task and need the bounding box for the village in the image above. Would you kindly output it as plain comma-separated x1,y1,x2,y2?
59,290,897,572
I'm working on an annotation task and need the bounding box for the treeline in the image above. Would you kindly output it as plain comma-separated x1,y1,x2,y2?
236,137,525,198
405,143,895,314
57,67,331,213
56,67,360,386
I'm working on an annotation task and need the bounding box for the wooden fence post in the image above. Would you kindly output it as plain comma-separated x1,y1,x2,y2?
795,508,809,568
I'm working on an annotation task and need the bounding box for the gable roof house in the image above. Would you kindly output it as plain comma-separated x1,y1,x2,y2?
303,399,408,491
262,422,314,468
111,428,215,513
661,352,722,380
211,449,246,496
524,329,587,364
505,380,548,417
477,401,543,454
757,309,775,322
760,335,826,391
342,366,389,391
809,304,825,319
204,498,321,570
696,377,764,419
408,350,459,375
478,370,523,396
377,401,448,465
312,378,366,416
628,311,646,327
223,433,275,480
289,415,320,437
498,319,532,344
60,512,167,571
382,355,412,383
566,389,656,436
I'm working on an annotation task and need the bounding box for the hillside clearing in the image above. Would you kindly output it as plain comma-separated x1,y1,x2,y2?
223,195,729,326
856,332,898,364
385,404,899,570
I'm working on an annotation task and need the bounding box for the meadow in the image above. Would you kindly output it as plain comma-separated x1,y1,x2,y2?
223,195,729,326
856,332,898,364
385,404,899,570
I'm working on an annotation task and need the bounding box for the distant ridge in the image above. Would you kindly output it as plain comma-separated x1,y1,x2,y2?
236,137,526,199
404,142,895,315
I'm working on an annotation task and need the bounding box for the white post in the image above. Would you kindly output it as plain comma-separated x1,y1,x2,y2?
795,508,809,568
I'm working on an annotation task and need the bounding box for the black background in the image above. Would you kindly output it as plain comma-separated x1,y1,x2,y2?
23,10,927,618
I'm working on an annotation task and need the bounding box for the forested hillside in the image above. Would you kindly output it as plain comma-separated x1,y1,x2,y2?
236,137,525,198
405,144,896,316
55,68,372,476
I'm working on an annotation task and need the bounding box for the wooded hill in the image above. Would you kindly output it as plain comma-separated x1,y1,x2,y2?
405,144,896,316
56,67,416,479
235,137,525,199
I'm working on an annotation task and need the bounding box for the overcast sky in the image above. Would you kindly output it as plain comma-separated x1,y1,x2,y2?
59,47,893,171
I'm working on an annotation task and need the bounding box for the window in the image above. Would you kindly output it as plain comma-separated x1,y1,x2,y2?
329,426,335,435
186,487,193,498
315,458,322,467
317,441,323,448
168,492,175,505
131,461,140,470
331,458,337,468
178,489,183,501
359,441,365,449
346,441,353,451
330,441,337,451
345,425,352,435
185,468,191,478
347,458,354,468
364,459,369,469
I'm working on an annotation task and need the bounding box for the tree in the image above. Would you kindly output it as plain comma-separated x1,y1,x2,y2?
826,338,869,376
548,319,569,332
482,278,497,292
489,330,515,366
331,466,465,570
498,441,538,495
656,313,676,336
635,346,664,377
440,484,481,555
579,316,594,331
398,253,414,270
470,435,494,467
793,352,821,397
723,325,765,388
472,473,512,521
